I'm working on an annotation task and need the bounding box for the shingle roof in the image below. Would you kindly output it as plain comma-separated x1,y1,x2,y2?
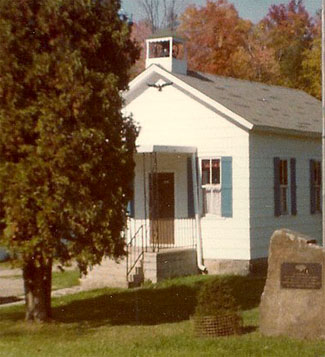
148,29,185,41
173,70,322,135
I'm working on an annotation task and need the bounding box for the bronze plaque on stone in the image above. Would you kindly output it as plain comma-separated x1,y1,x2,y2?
280,263,322,289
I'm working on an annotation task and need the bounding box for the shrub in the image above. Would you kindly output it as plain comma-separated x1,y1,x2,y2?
193,278,242,337
194,278,239,317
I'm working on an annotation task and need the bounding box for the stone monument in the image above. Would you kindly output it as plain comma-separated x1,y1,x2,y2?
259,229,325,340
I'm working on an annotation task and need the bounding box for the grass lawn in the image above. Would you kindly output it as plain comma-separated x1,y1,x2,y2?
51,269,80,290
0,275,325,357
0,260,13,269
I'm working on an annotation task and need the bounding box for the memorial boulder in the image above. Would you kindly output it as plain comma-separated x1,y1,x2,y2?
259,229,325,340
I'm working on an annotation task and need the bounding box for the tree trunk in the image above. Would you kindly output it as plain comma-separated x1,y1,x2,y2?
23,258,53,322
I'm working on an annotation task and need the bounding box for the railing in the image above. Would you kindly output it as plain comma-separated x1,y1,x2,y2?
126,225,145,282
125,218,196,251
125,217,196,283
174,218,196,249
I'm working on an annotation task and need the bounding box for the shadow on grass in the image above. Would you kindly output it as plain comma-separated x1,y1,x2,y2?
0,275,265,330
241,326,258,334
0,296,23,305
54,285,197,326
52,275,265,327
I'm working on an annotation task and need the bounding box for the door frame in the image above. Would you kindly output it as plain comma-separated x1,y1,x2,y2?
149,172,175,246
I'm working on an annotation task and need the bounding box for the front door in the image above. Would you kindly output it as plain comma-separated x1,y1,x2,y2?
149,172,175,245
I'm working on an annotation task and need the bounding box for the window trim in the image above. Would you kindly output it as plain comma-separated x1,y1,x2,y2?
279,159,289,215
274,157,293,217
311,159,322,214
200,157,222,216
201,158,221,186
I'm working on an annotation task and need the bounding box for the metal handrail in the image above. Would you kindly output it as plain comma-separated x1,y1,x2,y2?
126,225,144,279
127,225,143,248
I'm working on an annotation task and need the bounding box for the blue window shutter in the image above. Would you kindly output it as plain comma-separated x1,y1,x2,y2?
196,157,204,215
0,247,9,262
127,178,135,218
290,158,297,215
187,157,195,218
310,159,316,214
221,157,232,217
127,200,135,218
274,157,281,217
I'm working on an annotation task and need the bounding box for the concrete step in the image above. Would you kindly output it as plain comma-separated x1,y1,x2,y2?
128,271,144,288
127,262,144,288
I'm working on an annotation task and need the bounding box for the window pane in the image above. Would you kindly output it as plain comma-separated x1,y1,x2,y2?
172,41,184,59
149,41,170,58
202,160,210,185
280,186,287,213
211,159,220,184
319,162,322,185
280,160,288,185
315,162,321,185
316,187,321,212
203,186,221,215
314,161,322,212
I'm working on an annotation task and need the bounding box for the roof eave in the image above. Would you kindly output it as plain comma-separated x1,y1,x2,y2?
137,145,197,154
252,125,321,139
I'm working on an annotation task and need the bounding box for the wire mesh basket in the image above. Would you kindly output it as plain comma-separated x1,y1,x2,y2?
193,313,242,337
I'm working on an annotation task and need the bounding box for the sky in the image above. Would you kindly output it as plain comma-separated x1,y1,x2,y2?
121,0,322,24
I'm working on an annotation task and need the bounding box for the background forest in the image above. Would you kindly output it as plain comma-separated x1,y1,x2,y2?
131,0,321,99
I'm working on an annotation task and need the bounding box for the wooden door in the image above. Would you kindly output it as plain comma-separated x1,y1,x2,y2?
149,172,175,245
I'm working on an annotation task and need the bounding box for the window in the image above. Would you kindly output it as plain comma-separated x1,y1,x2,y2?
274,157,296,216
201,159,221,215
279,160,288,214
314,162,321,212
172,41,185,60
310,160,321,214
148,41,170,58
199,157,232,218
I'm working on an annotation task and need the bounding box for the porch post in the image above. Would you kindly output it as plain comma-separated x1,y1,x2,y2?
143,153,148,251
191,151,206,272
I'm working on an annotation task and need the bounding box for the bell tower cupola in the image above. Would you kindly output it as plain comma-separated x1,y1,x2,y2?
145,31,187,75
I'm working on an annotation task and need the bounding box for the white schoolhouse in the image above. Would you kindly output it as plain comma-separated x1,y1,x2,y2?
81,32,322,288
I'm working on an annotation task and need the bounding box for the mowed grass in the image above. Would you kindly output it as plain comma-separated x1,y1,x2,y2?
0,260,13,269
51,269,80,290
0,275,325,357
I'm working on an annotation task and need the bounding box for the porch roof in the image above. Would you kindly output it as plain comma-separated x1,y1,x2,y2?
136,145,197,154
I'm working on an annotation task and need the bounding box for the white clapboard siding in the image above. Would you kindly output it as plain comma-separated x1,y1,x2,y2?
126,85,247,150
126,83,251,261
249,132,322,259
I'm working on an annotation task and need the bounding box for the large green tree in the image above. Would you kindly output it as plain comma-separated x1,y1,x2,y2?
0,0,139,321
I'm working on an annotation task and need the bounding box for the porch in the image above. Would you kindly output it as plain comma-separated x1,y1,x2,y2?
127,145,201,247
80,145,203,289
125,218,197,286
125,145,204,284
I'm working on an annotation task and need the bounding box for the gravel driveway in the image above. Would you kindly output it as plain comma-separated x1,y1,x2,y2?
0,265,89,306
